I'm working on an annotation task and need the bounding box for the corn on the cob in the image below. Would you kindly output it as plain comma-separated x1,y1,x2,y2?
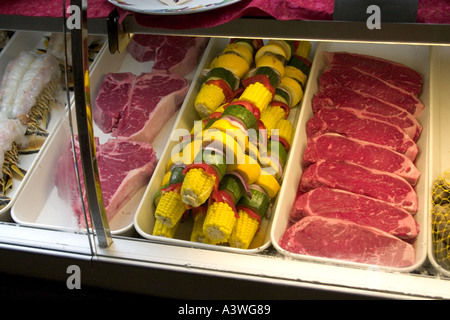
260,106,286,138
154,190,186,228
295,41,312,60
195,83,227,118
152,218,180,238
190,208,216,244
190,209,208,243
203,200,237,243
275,119,294,150
228,208,260,249
239,82,273,113
181,167,217,207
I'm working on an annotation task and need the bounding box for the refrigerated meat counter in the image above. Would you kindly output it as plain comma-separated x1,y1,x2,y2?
1,6,450,299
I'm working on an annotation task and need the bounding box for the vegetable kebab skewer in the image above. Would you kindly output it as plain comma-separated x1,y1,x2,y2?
152,39,312,249
194,39,263,118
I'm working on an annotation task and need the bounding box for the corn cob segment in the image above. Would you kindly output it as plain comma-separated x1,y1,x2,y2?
274,119,294,151
203,200,237,243
239,82,273,113
195,82,227,118
154,190,186,228
260,106,286,138
180,167,217,207
294,41,312,60
228,208,260,249
190,207,216,243
153,218,180,238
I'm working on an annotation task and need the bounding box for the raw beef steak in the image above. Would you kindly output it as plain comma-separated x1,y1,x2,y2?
153,36,209,76
299,160,418,212
319,65,424,117
302,133,420,185
323,51,423,97
127,34,208,76
113,72,189,142
312,86,422,141
93,72,136,133
279,216,416,268
55,136,157,226
127,34,166,62
289,187,419,240
95,72,189,143
306,107,419,161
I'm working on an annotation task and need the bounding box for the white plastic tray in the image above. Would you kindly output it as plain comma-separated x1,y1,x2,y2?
0,31,73,221
428,46,450,277
10,36,175,236
134,38,305,254
270,42,430,273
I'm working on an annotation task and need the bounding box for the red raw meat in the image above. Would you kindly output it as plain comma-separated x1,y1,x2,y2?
299,160,418,213
303,133,420,185
93,72,136,133
153,36,209,76
112,72,189,142
319,65,424,117
323,51,423,97
306,107,419,161
127,34,208,77
94,72,189,143
279,216,416,268
289,187,419,241
55,136,157,226
127,34,166,62
312,86,422,141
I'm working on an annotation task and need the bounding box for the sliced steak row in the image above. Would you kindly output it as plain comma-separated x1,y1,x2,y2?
312,86,422,141
279,216,416,268
299,160,418,213
323,51,423,97
289,187,419,241
319,64,424,117
280,51,425,267
306,107,419,161
303,133,420,185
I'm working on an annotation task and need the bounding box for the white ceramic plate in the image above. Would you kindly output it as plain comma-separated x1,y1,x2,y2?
108,0,242,15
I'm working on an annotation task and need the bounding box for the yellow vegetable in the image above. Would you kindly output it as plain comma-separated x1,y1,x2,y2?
195,83,227,118
181,167,216,207
211,53,250,79
239,81,273,113
152,219,180,238
203,201,237,243
279,76,303,107
228,209,260,249
260,106,286,138
154,190,186,228
256,54,285,78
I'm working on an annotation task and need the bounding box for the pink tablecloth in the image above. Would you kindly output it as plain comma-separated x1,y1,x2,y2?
0,0,448,26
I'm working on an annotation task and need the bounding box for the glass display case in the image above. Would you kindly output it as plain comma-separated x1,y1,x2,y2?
1,0,450,299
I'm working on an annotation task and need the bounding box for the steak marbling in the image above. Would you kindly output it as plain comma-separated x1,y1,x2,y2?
290,187,419,240
279,216,416,268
